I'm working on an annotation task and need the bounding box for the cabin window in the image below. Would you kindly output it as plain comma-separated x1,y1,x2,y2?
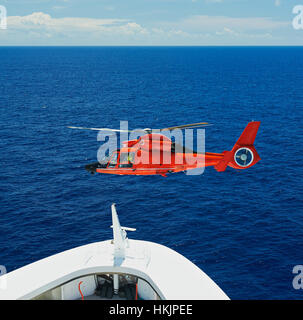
98,154,111,167
119,152,135,168
108,152,118,168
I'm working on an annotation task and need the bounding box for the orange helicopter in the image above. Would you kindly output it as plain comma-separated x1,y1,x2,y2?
68,121,261,177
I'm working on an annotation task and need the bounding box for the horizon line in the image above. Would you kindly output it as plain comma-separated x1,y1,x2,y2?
0,45,303,47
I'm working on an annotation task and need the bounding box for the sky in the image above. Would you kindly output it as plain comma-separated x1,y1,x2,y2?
0,0,303,45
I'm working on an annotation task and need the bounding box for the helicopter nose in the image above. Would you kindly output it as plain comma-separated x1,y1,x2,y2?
85,162,97,174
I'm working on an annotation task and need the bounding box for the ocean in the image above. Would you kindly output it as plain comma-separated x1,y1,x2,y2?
0,46,303,299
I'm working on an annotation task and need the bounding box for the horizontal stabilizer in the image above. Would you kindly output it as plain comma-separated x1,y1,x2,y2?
214,151,232,172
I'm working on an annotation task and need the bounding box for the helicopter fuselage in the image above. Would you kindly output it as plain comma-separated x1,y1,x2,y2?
85,122,261,177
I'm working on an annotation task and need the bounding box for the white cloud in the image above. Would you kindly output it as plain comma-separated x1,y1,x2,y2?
176,15,289,33
7,12,288,35
275,0,281,7
118,22,148,35
3,12,151,42
7,12,129,31
0,11,293,45
216,27,239,36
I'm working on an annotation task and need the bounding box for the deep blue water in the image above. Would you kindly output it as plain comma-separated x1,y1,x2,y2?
0,46,303,299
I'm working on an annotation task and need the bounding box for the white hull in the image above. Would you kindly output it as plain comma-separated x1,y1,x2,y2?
0,205,229,300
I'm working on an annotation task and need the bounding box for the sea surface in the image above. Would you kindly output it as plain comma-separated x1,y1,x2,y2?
0,46,303,299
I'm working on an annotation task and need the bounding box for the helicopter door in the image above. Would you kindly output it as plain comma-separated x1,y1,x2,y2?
108,152,118,168
119,152,135,168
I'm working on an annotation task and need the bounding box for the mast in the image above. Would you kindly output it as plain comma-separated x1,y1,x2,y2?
111,203,136,294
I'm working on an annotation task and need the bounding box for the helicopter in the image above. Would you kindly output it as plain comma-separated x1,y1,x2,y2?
68,121,261,177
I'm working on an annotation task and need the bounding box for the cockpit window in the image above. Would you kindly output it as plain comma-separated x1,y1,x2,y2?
99,154,110,163
108,152,118,168
119,152,135,168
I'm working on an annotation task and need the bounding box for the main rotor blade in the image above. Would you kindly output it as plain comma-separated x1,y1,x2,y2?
67,126,131,133
67,122,212,134
158,122,211,131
